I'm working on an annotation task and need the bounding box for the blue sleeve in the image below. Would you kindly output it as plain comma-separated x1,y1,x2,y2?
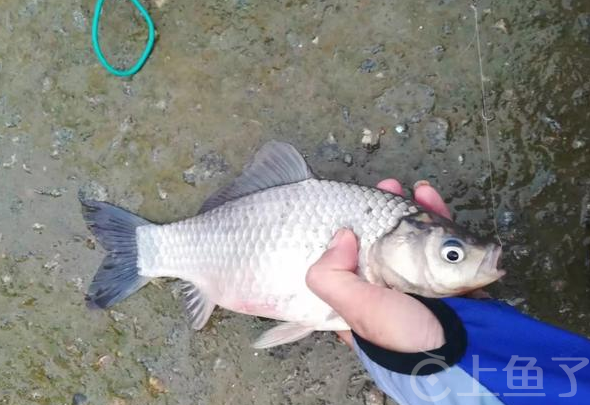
353,297,590,405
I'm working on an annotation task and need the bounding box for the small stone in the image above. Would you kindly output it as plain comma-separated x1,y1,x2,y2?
499,211,516,229
361,128,380,150
505,297,526,307
316,135,342,162
572,138,586,150
458,154,465,165
362,384,385,405
109,310,127,322
359,58,377,73
493,19,509,34
72,393,88,405
35,188,65,197
148,376,167,395
94,354,114,370
343,153,353,166
541,115,562,133
2,154,16,168
183,165,198,185
156,183,168,200
32,223,45,231
431,45,445,60
311,36,319,45
394,123,408,134
43,255,60,271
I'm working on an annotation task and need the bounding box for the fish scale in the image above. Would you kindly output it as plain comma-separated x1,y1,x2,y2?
136,179,418,325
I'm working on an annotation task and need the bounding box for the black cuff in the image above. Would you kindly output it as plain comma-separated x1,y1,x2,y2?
352,295,467,375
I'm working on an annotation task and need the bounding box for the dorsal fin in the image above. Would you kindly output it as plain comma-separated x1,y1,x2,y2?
198,140,314,214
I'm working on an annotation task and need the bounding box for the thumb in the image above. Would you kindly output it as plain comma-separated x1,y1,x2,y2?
306,229,360,303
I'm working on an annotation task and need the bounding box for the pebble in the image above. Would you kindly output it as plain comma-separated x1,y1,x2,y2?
315,138,341,162
43,255,60,271
2,154,16,168
394,123,408,134
156,183,168,200
35,187,66,197
541,115,562,133
431,45,445,60
572,138,586,150
361,128,380,150
458,154,465,165
493,19,509,34
32,223,45,231
343,153,353,166
359,59,377,73
148,376,167,395
72,393,88,405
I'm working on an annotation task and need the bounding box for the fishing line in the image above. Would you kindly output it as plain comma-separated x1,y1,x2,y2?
470,1,503,247
92,0,156,77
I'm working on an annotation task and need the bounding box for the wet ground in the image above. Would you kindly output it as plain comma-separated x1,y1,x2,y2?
1,0,590,403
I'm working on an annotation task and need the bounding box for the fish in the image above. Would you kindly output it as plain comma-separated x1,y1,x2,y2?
81,140,504,348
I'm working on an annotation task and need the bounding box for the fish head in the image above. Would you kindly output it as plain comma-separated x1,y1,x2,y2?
372,211,505,297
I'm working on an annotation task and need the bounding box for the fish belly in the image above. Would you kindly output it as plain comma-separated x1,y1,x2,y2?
136,179,415,326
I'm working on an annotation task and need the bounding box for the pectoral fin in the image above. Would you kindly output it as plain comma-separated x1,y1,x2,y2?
252,322,315,349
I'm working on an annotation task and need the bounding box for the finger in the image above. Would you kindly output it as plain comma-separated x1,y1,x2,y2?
336,331,354,348
376,179,404,195
413,181,452,220
306,229,360,298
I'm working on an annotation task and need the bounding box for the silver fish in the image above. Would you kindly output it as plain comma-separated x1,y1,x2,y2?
81,141,504,348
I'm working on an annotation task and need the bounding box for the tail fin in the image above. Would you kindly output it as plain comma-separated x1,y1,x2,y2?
80,199,152,309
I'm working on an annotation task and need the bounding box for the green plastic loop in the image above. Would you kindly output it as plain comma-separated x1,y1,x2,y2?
92,0,155,77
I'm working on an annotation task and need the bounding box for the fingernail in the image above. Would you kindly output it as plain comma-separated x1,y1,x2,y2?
413,180,430,190
328,229,347,249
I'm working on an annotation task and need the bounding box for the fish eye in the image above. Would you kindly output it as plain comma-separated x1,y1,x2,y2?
441,239,465,263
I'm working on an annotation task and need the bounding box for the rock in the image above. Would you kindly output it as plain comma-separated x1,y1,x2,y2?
375,83,435,124
182,165,198,185
343,153,353,166
541,115,562,133
431,45,445,60
420,116,449,152
359,58,377,73
72,393,88,405
315,134,342,162
148,376,167,395
493,19,509,34
78,181,108,202
394,123,408,134
361,128,380,150
34,187,66,197
499,210,516,229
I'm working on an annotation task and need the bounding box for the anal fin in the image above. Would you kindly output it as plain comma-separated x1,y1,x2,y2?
181,282,216,330
252,322,315,349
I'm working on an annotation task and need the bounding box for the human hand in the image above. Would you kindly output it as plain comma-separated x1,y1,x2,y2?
305,179,451,352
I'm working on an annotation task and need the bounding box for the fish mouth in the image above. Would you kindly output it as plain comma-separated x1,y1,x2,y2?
475,244,506,286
